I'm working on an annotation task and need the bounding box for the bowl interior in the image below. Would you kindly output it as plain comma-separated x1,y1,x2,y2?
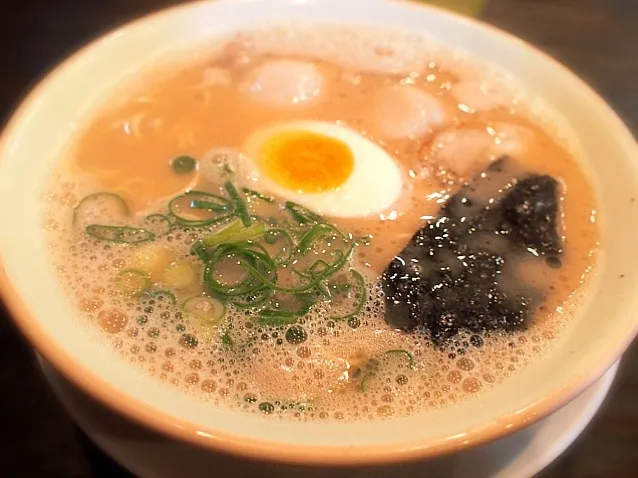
1,0,637,464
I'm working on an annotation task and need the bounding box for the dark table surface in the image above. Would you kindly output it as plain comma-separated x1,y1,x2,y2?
1,1,637,476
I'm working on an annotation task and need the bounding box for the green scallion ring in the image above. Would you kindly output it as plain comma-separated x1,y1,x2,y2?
171,155,197,174
168,191,233,227
328,269,367,321
86,224,155,244
115,269,150,297
73,192,129,225
182,295,226,326
144,214,173,236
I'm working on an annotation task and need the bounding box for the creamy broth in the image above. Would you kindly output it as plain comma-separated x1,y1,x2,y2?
43,25,599,421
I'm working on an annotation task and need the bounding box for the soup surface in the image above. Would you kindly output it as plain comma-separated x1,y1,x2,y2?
43,25,599,421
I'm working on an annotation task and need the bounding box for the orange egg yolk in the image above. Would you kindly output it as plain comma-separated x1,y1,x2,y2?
257,130,354,193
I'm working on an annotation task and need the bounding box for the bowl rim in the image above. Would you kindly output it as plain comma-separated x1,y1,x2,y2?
1,0,637,466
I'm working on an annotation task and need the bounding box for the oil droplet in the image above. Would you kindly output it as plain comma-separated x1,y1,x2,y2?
179,333,199,349
482,373,495,384
447,370,462,384
162,361,174,372
201,380,217,393
462,377,482,393
457,358,475,371
244,393,257,403
97,309,128,334
127,327,139,338
79,297,103,312
259,402,275,414
286,325,308,345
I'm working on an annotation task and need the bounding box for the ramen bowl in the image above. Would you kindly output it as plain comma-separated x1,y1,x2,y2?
1,0,637,467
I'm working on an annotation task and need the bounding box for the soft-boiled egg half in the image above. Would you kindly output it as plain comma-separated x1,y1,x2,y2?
242,121,403,218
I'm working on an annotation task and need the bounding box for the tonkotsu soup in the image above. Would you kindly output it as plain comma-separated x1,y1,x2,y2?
42,25,599,421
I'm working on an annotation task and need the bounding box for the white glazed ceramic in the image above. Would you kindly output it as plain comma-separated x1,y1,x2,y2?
1,0,637,466
38,355,619,478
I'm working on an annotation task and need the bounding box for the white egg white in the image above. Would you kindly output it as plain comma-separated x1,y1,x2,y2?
239,59,325,107
242,121,404,218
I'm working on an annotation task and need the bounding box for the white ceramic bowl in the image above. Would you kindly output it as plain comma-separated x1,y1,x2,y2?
1,0,637,466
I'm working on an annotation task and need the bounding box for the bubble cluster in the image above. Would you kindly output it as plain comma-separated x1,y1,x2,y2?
42,185,577,420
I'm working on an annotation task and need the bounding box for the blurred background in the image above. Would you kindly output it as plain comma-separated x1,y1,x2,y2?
0,0,637,476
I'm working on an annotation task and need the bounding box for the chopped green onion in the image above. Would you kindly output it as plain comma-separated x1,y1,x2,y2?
217,219,245,236
360,374,372,393
221,331,234,349
162,259,196,289
146,290,177,304
115,269,150,297
219,326,257,353
171,155,197,174
297,223,338,253
360,349,416,392
355,235,372,246
155,181,365,330
191,241,210,262
295,224,354,281
242,188,274,203
328,269,366,320
228,288,274,309
285,201,323,225
86,225,155,244
261,228,295,265
204,242,278,297
205,242,321,295
202,221,266,248
168,191,233,227
73,192,129,225
144,214,173,235
385,349,416,369
223,163,234,175
182,295,226,326
256,290,318,325
191,199,232,214
257,309,299,326
224,180,251,227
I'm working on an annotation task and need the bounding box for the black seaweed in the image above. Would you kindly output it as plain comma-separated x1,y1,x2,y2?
382,157,563,345
499,175,562,256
